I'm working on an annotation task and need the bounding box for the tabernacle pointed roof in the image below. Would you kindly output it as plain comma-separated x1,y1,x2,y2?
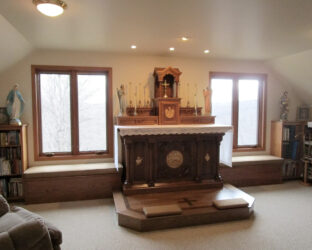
154,67,182,82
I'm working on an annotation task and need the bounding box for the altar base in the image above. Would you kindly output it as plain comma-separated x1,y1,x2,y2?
123,179,223,195
113,184,255,232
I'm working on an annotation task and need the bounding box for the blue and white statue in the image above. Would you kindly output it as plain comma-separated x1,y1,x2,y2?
6,84,25,125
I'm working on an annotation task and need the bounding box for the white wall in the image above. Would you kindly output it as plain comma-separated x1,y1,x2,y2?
0,49,304,166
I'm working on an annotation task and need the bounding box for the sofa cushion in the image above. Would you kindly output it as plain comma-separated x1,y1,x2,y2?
11,206,44,223
0,195,10,217
0,213,25,232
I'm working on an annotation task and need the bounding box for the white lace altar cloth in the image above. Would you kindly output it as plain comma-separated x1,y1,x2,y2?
114,124,233,169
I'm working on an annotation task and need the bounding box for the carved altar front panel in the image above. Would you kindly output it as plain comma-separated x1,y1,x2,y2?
156,138,193,181
121,133,224,192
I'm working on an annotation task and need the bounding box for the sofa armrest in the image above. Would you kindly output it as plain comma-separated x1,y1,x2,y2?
0,232,15,250
8,219,54,250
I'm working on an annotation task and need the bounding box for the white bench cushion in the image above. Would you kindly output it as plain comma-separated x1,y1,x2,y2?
232,155,283,167
24,163,122,178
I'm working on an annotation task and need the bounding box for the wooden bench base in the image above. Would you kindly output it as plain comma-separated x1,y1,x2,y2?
23,163,122,204
220,155,283,187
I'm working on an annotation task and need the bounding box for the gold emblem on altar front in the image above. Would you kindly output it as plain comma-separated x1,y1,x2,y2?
204,153,210,162
166,150,183,168
165,106,175,119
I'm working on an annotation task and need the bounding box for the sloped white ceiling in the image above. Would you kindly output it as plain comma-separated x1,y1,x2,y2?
0,0,312,101
1,0,312,60
0,14,32,73
268,50,312,105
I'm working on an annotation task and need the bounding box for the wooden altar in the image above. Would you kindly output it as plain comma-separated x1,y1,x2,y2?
117,125,230,194
113,66,255,231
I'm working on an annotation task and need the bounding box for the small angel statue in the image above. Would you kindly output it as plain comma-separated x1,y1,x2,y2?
6,84,25,125
280,91,289,121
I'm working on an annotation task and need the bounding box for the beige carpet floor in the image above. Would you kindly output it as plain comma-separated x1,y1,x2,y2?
22,181,312,250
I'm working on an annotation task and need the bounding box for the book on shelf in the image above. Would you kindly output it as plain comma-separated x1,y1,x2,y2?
291,140,299,160
283,127,290,141
282,160,297,177
0,133,8,146
0,178,23,198
8,178,23,198
0,157,22,176
0,159,11,175
7,131,19,145
283,126,298,141
0,179,8,197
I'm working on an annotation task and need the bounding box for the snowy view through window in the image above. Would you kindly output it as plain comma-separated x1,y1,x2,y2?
211,79,233,126
40,74,72,153
211,78,260,147
78,74,107,152
40,73,107,153
238,80,259,146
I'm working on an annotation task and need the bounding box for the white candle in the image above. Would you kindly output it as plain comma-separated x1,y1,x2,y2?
139,83,142,107
187,83,190,107
135,84,137,106
144,86,146,107
129,82,132,106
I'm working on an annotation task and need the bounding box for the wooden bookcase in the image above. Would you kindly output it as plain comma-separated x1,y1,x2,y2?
271,120,304,180
0,124,27,201
302,123,312,185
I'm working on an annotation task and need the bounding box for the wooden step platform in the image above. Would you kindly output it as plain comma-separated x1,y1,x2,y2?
123,179,223,195
113,184,255,231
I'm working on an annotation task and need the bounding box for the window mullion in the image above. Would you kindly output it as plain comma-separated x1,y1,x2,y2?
232,77,239,148
36,72,44,156
71,71,79,155
258,78,264,148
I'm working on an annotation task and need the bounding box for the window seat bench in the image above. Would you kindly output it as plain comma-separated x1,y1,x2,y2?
220,155,283,187
23,163,122,204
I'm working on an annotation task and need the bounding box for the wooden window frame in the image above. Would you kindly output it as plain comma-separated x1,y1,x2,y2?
31,65,113,161
209,72,267,152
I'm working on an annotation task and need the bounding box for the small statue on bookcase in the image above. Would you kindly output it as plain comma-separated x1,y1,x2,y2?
280,91,289,121
6,84,25,125
117,84,126,116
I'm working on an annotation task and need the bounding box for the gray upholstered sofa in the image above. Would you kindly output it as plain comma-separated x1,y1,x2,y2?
0,195,62,250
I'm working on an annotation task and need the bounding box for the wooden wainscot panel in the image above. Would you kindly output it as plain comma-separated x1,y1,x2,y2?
180,116,215,124
220,162,283,187
24,173,121,204
117,116,158,125
180,107,202,116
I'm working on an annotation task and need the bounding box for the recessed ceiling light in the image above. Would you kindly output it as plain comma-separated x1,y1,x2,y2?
131,45,137,49
169,47,175,51
181,37,188,41
33,0,67,17
204,49,210,54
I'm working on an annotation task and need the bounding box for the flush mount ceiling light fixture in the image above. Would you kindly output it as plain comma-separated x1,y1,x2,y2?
33,0,67,17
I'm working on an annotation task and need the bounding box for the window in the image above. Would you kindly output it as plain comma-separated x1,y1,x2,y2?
32,65,113,160
210,72,266,151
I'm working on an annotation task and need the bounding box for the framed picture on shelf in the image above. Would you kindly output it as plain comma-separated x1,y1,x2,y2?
0,107,9,124
297,106,310,121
